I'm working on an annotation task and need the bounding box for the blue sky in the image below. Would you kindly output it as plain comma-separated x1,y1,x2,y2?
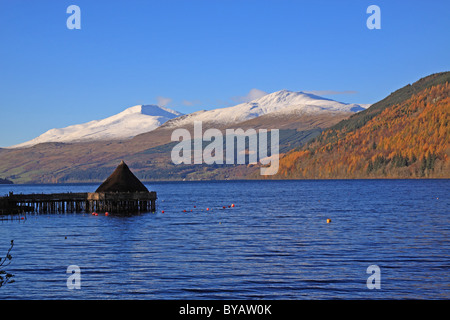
0,0,449,147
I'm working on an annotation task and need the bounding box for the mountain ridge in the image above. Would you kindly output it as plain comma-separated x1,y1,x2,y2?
8,90,367,150
163,90,367,128
0,90,360,183
1,73,445,183
9,104,183,148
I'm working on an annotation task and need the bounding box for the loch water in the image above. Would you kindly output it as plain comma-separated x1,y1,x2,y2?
0,179,448,299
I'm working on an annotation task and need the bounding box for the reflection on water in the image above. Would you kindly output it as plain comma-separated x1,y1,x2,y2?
0,180,449,299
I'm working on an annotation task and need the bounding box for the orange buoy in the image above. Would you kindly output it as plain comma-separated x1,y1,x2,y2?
92,212,96,215
183,209,186,212
105,212,109,216
231,204,235,207
206,208,209,211
327,218,331,223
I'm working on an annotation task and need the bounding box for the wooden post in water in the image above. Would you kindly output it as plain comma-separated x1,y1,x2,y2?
0,162,157,215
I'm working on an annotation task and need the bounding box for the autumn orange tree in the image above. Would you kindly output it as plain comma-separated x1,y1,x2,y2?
277,83,450,178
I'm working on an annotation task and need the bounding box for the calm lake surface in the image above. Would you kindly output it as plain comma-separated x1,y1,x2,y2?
0,180,448,299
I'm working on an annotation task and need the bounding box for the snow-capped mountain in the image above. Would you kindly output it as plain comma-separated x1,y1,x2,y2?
10,105,183,148
164,90,369,128
10,90,369,148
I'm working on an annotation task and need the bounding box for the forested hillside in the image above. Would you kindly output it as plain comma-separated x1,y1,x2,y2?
277,77,449,179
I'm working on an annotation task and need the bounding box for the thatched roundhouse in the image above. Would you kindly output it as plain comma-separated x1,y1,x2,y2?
0,161,156,214
87,161,156,213
96,160,149,193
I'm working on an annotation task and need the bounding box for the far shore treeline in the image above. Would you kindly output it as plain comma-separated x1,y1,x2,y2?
0,178,13,185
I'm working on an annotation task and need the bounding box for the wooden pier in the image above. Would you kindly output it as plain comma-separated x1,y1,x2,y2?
0,161,157,215
87,191,157,213
0,191,157,214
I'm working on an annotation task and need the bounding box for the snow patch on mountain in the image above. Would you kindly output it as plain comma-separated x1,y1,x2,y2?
10,105,183,148
9,90,370,148
165,90,368,128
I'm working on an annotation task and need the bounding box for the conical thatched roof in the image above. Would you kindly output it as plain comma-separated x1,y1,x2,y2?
95,161,149,193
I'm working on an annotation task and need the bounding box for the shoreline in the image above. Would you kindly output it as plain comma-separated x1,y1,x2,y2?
1,177,448,186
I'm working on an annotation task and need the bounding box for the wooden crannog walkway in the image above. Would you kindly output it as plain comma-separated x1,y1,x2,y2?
0,161,157,214
87,191,156,213
0,191,157,214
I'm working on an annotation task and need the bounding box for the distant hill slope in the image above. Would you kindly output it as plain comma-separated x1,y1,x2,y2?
9,90,366,150
0,90,361,183
327,71,450,138
276,73,450,179
9,105,183,148
3,73,447,183
162,89,367,129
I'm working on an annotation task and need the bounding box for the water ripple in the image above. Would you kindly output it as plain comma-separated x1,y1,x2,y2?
0,180,449,299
